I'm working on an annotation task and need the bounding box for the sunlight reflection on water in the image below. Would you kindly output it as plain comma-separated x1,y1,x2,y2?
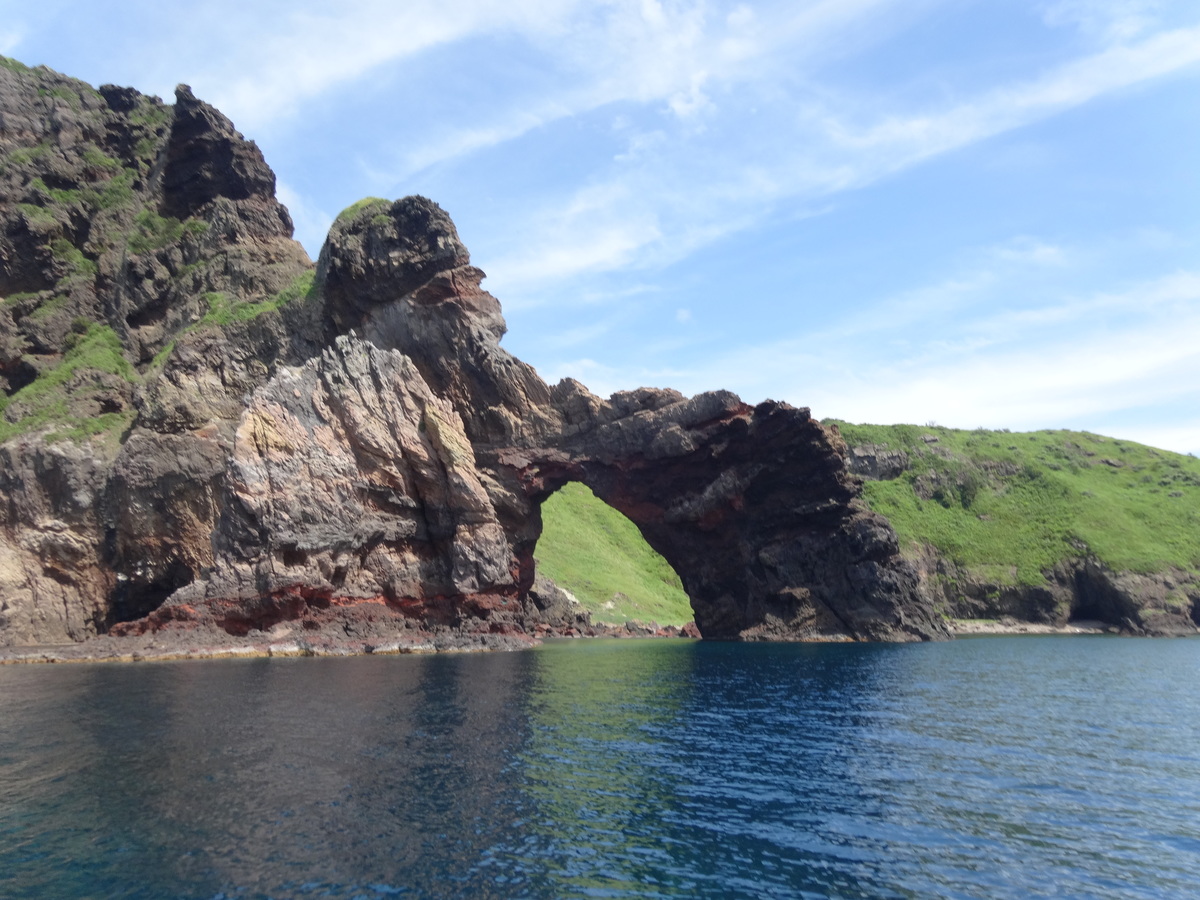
1,636,1198,898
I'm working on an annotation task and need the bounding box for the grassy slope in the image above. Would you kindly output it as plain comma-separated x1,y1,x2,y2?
535,482,694,626
830,422,1200,586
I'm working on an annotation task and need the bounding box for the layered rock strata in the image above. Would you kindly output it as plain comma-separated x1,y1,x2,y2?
0,60,947,654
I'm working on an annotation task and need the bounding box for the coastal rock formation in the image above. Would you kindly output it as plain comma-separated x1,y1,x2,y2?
0,59,947,653
909,547,1200,637
842,429,1200,636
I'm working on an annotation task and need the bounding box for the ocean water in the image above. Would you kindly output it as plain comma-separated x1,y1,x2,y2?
1,636,1198,899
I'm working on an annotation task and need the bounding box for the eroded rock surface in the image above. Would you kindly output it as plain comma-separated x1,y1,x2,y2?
844,431,1200,637
0,60,947,654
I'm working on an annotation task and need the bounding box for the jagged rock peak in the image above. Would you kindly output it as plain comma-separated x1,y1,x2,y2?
160,84,290,234
0,58,951,654
316,195,474,330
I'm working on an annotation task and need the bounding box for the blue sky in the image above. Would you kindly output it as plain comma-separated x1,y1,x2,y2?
4,0,1199,452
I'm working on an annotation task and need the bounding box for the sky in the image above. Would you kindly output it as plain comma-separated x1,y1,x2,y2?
4,0,1199,453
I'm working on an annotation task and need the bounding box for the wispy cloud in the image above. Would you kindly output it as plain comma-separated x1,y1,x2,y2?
824,24,1200,169
0,27,23,55
1040,0,1165,42
470,12,1200,302
993,238,1067,266
275,181,330,260
68,1,1193,301
667,266,1200,452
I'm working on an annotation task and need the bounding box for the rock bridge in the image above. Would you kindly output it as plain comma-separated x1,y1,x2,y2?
0,70,944,648
166,196,943,644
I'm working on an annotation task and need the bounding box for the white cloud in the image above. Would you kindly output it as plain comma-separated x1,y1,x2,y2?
0,27,23,55
1041,0,1164,42
466,14,1200,303
993,237,1067,266
124,0,1196,304
1108,423,1200,456
675,308,692,323
822,25,1200,169
668,268,1200,453
484,179,664,303
179,0,590,130
276,181,331,260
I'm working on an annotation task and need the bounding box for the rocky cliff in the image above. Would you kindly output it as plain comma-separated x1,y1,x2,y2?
0,59,946,657
842,425,1200,636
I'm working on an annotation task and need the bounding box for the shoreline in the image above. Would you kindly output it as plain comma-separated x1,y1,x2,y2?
0,619,700,666
948,618,1115,636
0,619,1153,665
7,618,1187,666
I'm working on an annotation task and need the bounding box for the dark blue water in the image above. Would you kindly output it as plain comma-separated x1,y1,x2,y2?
2,637,1198,899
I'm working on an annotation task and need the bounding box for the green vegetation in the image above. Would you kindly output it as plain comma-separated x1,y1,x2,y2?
196,271,317,328
44,412,132,444
148,339,177,371
0,323,135,443
50,239,97,281
81,145,122,172
334,197,390,225
127,99,172,129
536,481,693,626
2,141,52,170
0,55,30,74
30,177,82,206
81,169,135,211
126,211,209,254
17,203,59,228
25,292,69,321
1,291,40,310
37,85,81,108
127,209,187,253
829,422,1200,583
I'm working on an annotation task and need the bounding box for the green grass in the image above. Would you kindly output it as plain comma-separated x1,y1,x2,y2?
1,291,40,310
535,482,694,626
148,339,177,370
81,145,121,171
2,141,52,171
37,85,82,108
125,211,209,254
80,169,135,211
830,422,1200,583
127,99,172,129
0,323,135,442
17,203,59,228
195,271,316,328
50,239,97,281
127,209,186,253
25,292,69,321
0,55,30,74
30,178,83,207
334,197,390,226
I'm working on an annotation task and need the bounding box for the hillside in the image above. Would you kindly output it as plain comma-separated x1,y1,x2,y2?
534,483,693,627
830,422,1200,633
536,424,1200,636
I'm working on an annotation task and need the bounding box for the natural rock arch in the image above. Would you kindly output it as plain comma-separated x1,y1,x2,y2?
0,67,947,649
530,479,693,627
499,387,940,641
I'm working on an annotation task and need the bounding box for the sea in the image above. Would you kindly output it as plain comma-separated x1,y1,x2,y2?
1,635,1198,899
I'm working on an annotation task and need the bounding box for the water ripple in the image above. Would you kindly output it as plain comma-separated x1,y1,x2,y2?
1,637,1198,898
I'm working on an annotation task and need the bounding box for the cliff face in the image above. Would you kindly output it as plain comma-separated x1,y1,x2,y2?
0,59,947,654
0,60,313,645
844,431,1200,636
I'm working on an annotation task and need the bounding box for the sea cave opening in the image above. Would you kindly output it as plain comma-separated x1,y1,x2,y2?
533,481,695,629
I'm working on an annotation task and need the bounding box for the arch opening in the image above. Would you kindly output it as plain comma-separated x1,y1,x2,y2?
532,481,695,629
